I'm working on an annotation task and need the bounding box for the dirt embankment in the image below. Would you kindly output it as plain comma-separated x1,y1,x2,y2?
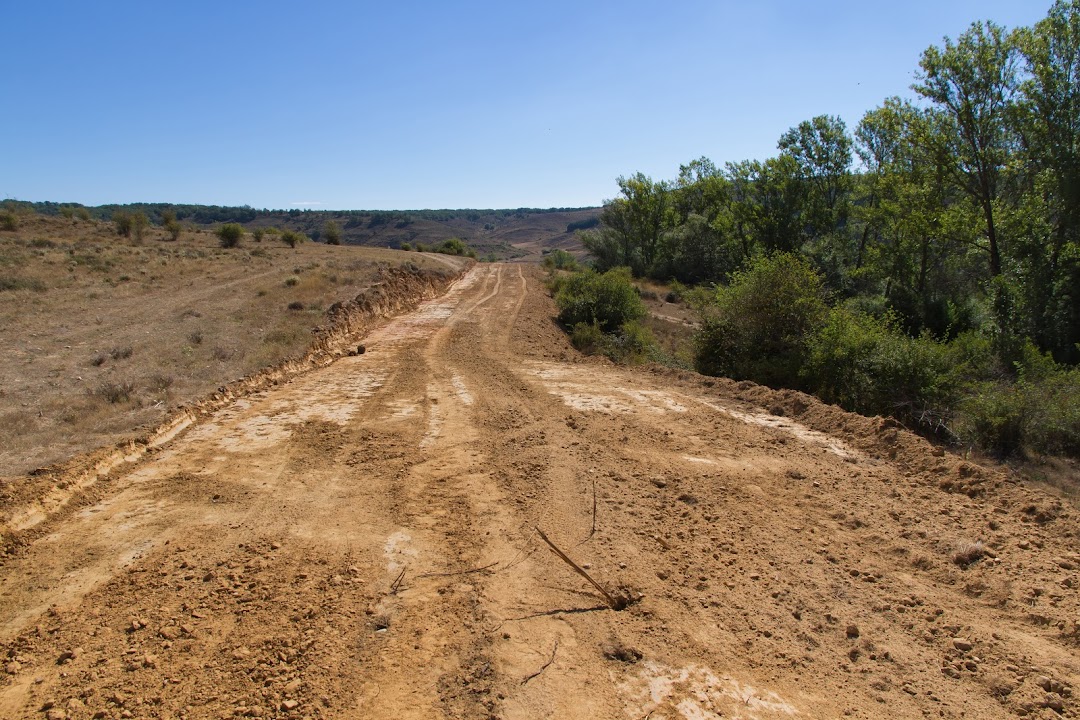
0,261,470,558
0,263,1076,720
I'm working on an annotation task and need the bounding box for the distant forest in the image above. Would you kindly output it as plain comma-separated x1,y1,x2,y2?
17,202,591,227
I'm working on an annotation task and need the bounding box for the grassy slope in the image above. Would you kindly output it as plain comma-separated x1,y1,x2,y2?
0,214,460,477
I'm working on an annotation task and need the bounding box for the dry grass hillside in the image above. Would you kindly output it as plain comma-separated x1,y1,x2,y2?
244,208,598,261
0,214,465,478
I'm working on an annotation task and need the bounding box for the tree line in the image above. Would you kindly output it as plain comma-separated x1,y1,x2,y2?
571,1,1080,456
583,0,1080,367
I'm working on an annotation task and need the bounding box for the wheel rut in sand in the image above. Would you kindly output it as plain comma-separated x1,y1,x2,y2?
1,263,1077,720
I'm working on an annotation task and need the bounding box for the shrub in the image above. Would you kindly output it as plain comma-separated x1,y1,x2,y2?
287,301,305,311
570,322,608,354
252,227,266,243
555,267,646,333
162,211,182,241
217,223,244,248
280,229,303,248
802,308,958,430
436,237,468,255
113,211,148,240
542,249,579,271
164,219,182,241
694,253,827,388
93,380,135,404
0,210,19,231
323,220,342,245
113,210,133,237
0,275,45,292
401,242,413,251
666,279,687,303
955,356,1080,457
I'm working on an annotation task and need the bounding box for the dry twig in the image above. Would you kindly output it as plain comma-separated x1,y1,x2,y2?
522,639,560,685
535,527,626,610
390,567,406,594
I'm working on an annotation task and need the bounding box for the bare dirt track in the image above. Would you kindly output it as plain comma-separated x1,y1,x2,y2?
1,264,1078,720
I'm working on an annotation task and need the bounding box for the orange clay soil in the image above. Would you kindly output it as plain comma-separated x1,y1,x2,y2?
0,263,1076,720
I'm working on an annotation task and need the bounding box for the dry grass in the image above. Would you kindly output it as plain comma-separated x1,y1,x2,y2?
952,540,986,567
0,213,461,476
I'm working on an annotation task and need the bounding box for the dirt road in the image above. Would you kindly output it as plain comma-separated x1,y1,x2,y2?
1,264,1077,719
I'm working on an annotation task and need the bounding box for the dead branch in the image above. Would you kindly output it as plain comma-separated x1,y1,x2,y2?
535,527,626,610
390,567,406,594
414,561,499,579
521,639,559,685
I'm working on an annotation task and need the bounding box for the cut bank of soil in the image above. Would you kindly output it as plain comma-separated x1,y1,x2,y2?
0,264,1076,719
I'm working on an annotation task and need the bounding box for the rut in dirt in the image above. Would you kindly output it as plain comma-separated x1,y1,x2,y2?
0,263,1077,720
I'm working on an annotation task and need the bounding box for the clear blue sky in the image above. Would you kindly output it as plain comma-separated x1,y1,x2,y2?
1,1,1051,210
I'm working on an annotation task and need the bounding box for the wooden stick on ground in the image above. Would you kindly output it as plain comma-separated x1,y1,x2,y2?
535,527,625,610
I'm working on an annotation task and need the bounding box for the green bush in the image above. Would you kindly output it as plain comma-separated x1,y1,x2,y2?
569,319,656,363
542,249,579,271
802,308,958,428
401,242,413,251
694,253,827,388
555,267,646,333
956,382,1028,457
0,211,17,231
956,350,1080,457
279,229,302,248
112,210,148,239
217,223,244,248
570,322,608,355
665,279,686,303
436,237,468,256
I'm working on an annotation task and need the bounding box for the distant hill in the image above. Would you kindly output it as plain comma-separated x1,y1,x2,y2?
17,201,600,261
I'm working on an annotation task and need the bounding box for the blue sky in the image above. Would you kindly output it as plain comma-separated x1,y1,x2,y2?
1,1,1051,210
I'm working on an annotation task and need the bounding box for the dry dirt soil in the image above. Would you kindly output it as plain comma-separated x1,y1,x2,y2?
0,216,461,477
1,264,1078,720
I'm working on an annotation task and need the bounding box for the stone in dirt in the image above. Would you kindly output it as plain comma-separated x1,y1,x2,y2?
952,638,974,652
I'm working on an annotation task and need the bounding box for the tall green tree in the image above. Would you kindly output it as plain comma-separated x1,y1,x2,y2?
914,21,1020,278
1015,0,1080,360
585,173,669,275
778,114,854,239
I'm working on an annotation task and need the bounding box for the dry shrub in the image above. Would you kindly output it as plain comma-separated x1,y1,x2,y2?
952,540,985,568
93,380,135,404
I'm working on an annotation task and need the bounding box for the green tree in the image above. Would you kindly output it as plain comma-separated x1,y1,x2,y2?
586,173,670,275
778,114,854,239
1015,0,1080,360
323,220,342,245
914,20,1020,278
